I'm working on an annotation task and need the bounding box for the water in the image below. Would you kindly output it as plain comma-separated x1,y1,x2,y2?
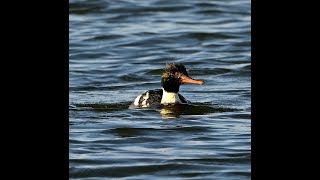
69,0,251,179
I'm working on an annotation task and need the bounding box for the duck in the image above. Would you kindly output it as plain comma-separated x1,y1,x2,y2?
130,63,204,108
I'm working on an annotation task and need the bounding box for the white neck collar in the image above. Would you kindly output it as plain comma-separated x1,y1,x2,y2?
161,88,182,104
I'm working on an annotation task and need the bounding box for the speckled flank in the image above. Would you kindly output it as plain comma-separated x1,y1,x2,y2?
130,89,163,108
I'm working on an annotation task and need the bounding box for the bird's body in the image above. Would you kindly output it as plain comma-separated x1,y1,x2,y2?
131,88,190,108
130,63,204,108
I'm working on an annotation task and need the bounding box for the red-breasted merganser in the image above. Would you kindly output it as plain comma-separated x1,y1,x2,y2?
130,63,205,108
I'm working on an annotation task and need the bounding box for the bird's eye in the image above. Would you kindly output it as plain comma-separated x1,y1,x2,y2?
174,72,183,78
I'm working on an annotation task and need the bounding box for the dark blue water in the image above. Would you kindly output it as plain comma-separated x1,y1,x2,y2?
69,0,251,179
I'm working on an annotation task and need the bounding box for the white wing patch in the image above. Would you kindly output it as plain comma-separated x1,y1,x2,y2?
133,95,142,106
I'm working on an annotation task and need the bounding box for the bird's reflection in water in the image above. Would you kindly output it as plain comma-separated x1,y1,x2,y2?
158,103,231,119
159,105,181,118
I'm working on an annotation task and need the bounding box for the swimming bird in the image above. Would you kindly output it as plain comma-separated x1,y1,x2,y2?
130,63,204,108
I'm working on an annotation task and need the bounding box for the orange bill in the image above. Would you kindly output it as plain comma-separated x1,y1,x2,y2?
181,76,205,85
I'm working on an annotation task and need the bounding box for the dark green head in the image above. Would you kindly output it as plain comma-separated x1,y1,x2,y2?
161,63,204,93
